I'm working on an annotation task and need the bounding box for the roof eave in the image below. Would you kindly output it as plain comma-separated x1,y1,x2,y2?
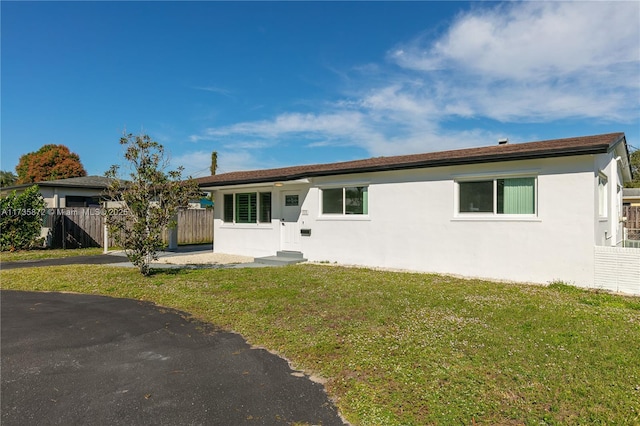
607,135,633,182
198,145,610,188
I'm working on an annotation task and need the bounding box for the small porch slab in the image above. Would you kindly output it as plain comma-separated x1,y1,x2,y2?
254,251,307,266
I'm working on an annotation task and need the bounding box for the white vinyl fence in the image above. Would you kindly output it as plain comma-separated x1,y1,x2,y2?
594,246,640,295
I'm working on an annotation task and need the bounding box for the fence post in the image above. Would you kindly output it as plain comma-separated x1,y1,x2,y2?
62,215,66,250
103,223,109,254
167,213,178,251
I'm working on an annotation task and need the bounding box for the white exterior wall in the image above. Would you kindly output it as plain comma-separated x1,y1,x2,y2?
36,187,104,208
38,188,58,208
593,153,626,247
213,185,310,258
212,154,619,288
301,156,597,286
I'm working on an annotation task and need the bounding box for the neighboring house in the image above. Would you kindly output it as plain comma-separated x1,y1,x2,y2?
199,198,214,209
197,133,634,290
0,176,114,208
623,188,640,206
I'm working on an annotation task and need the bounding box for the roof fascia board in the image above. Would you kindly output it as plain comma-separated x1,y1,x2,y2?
201,178,311,191
198,145,610,188
0,184,33,192
606,133,626,154
607,135,633,182
202,182,281,191
39,184,110,189
2,182,112,191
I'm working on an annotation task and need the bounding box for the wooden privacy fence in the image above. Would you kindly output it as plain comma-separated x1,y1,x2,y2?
43,208,213,249
623,206,640,241
162,209,214,245
624,205,640,226
44,208,104,249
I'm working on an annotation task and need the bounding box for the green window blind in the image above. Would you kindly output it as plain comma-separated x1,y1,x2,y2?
235,193,257,223
362,188,368,215
498,178,535,214
345,187,368,214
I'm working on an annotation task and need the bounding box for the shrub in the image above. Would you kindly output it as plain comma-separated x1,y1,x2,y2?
105,134,200,275
0,185,46,251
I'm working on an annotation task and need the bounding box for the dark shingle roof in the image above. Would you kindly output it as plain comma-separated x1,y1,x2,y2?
34,176,115,188
1,175,117,192
197,133,626,188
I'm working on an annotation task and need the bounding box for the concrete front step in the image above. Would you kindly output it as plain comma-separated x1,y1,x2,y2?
276,251,305,259
255,251,306,266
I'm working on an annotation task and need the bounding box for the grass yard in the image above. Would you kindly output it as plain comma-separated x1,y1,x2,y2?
0,247,104,262
1,264,639,425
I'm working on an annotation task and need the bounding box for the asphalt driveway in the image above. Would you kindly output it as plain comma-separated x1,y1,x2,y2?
1,290,345,425
0,244,214,270
0,254,130,269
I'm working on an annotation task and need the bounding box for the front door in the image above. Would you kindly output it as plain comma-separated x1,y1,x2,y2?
281,191,302,252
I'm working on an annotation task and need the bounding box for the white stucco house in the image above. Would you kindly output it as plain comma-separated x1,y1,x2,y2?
197,133,637,292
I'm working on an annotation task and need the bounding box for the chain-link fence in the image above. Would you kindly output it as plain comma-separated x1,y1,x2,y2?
622,206,640,247
622,228,640,247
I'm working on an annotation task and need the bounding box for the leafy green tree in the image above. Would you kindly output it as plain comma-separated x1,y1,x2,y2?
0,185,46,251
105,134,200,275
627,149,640,188
16,144,86,184
210,151,218,175
0,170,17,187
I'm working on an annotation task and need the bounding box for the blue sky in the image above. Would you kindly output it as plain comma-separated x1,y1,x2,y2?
2,1,639,178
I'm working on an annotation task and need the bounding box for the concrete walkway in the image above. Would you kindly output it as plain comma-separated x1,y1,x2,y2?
1,290,345,425
0,245,263,271
0,245,309,271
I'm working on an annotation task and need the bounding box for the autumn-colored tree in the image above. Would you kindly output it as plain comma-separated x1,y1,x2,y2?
15,144,86,184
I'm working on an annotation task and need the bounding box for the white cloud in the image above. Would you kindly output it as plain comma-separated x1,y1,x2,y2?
170,149,280,176
392,2,638,81
215,150,273,174
189,1,639,168
389,1,639,121
191,85,234,98
198,111,367,140
170,150,213,178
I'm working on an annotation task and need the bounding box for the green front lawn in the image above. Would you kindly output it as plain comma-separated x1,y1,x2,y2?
0,247,104,262
1,264,639,425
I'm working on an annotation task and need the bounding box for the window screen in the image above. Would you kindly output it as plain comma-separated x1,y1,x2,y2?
459,181,493,213
322,187,368,215
322,188,343,214
459,178,536,215
223,194,234,222
259,192,272,222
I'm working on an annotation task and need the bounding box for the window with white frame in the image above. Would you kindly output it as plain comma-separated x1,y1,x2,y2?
321,186,368,215
223,192,272,223
458,177,536,215
598,174,608,217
